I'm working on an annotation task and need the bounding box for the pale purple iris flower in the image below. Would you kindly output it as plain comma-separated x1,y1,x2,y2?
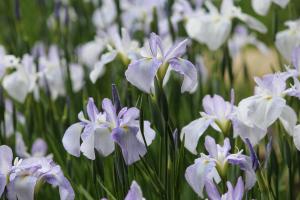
234,73,297,145
185,136,256,198
205,177,244,200
62,98,156,165
125,32,197,94
16,132,50,159
180,94,235,154
0,145,74,200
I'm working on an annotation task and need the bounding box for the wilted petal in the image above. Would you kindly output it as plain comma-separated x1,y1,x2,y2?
279,105,297,136
62,123,83,157
125,58,162,93
181,118,213,154
169,58,198,93
112,127,146,165
124,181,144,200
94,127,115,157
251,0,271,16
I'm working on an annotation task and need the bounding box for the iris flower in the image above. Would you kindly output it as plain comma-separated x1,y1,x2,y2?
62,97,156,165
185,136,256,198
125,32,197,93
0,145,74,200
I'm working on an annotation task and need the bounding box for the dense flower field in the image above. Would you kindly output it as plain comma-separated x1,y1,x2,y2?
0,0,300,199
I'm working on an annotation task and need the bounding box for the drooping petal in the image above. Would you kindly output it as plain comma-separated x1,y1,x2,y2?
186,15,232,51
273,0,289,8
2,69,30,103
0,145,13,177
251,0,272,16
185,157,220,198
80,125,96,160
125,58,162,93
0,174,6,197
124,181,144,200
275,29,300,62
169,58,198,93
237,95,286,130
237,13,267,33
94,127,115,157
181,118,213,154
293,125,300,151
62,123,83,157
112,127,146,165
136,121,156,146
31,138,48,157
279,105,297,136
89,51,117,83
10,176,38,200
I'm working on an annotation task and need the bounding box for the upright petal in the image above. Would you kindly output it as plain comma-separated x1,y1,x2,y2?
165,39,188,61
62,123,83,157
94,127,115,157
15,133,30,158
124,181,144,200
125,58,162,93
31,138,48,157
102,98,117,126
181,118,213,154
204,179,221,200
169,58,198,93
204,136,218,158
87,98,99,122
112,127,147,165
233,177,244,200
